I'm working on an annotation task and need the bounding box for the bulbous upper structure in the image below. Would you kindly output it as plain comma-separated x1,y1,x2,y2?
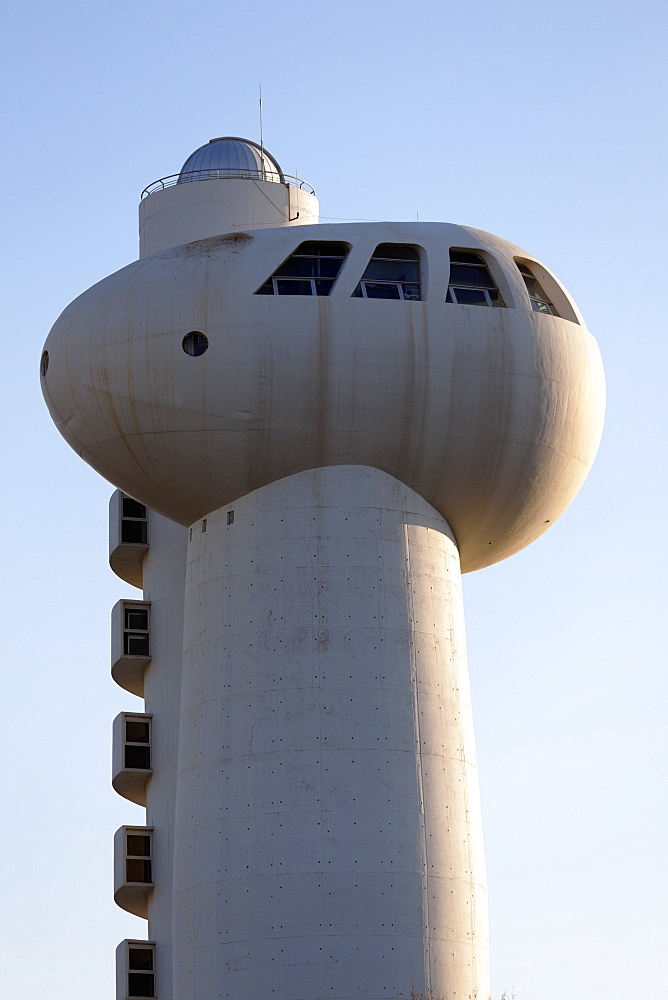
42,217,604,572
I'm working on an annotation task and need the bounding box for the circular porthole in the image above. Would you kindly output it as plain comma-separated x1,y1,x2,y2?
182,331,208,357
40,350,49,376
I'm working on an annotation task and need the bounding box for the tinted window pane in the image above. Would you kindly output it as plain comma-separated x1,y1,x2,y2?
372,244,419,260
295,241,348,257
121,520,148,544
275,257,342,279
127,858,152,883
522,273,540,297
256,280,273,295
314,279,336,295
531,299,553,314
275,278,313,296
125,609,148,630
450,251,486,266
125,744,151,769
122,498,146,518
490,289,505,307
129,949,154,971
362,260,419,283
363,283,401,299
127,835,151,857
454,287,488,305
401,284,421,301
126,721,150,744
128,972,155,997
125,633,150,656
351,285,363,297
449,264,495,288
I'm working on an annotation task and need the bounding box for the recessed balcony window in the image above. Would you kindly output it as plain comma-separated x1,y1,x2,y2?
112,712,153,805
115,827,154,919
121,497,148,544
117,940,156,999
446,250,505,307
124,607,150,657
109,490,149,589
256,241,349,295
352,244,421,300
111,601,152,697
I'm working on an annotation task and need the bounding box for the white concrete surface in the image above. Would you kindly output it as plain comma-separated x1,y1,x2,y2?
173,466,488,1000
140,177,319,257
140,510,188,996
42,141,605,1000
42,220,605,573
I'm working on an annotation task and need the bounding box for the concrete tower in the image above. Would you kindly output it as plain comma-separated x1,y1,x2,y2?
41,136,605,1000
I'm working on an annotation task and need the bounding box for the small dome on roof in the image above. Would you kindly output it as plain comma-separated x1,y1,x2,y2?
177,137,284,184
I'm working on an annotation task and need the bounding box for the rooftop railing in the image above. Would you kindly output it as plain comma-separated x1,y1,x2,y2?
141,168,316,199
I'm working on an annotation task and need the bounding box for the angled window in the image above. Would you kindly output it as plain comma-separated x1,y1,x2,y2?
517,262,558,315
446,250,505,307
128,944,155,998
120,495,148,545
125,716,151,770
124,606,150,657
256,241,349,295
352,244,421,300
126,831,153,885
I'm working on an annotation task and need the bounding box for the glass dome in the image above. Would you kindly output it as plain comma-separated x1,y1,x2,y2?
177,137,284,184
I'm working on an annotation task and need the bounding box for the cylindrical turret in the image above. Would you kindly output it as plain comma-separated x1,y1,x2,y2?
139,137,319,256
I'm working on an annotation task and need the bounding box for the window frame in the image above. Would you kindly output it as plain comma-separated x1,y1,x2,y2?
353,243,423,301
516,261,558,315
120,495,148,546
256,241,350,296
127,941,156,999
125,828,153,886
123,714,152,771
446,249,506,308
123,604,150,658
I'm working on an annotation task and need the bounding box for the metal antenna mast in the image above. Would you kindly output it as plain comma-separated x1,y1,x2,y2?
259,84,264,176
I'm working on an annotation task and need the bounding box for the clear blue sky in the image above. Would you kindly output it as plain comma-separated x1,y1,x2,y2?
1,1,666,997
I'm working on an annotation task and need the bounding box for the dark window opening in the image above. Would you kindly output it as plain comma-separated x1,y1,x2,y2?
182,331,208,356
126,833,152,884
227,510,234,525
517,263,558,315
446,250,505,307
128,946,155,998
124,719,151,770
40,351,49,376
129,948,154,971
121,495,148,545
256,241,349,296
125,744,151,769
352,244,421,300
123,608,149,657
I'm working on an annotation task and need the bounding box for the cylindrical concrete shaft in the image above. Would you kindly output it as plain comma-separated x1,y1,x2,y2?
173,466,488,1000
